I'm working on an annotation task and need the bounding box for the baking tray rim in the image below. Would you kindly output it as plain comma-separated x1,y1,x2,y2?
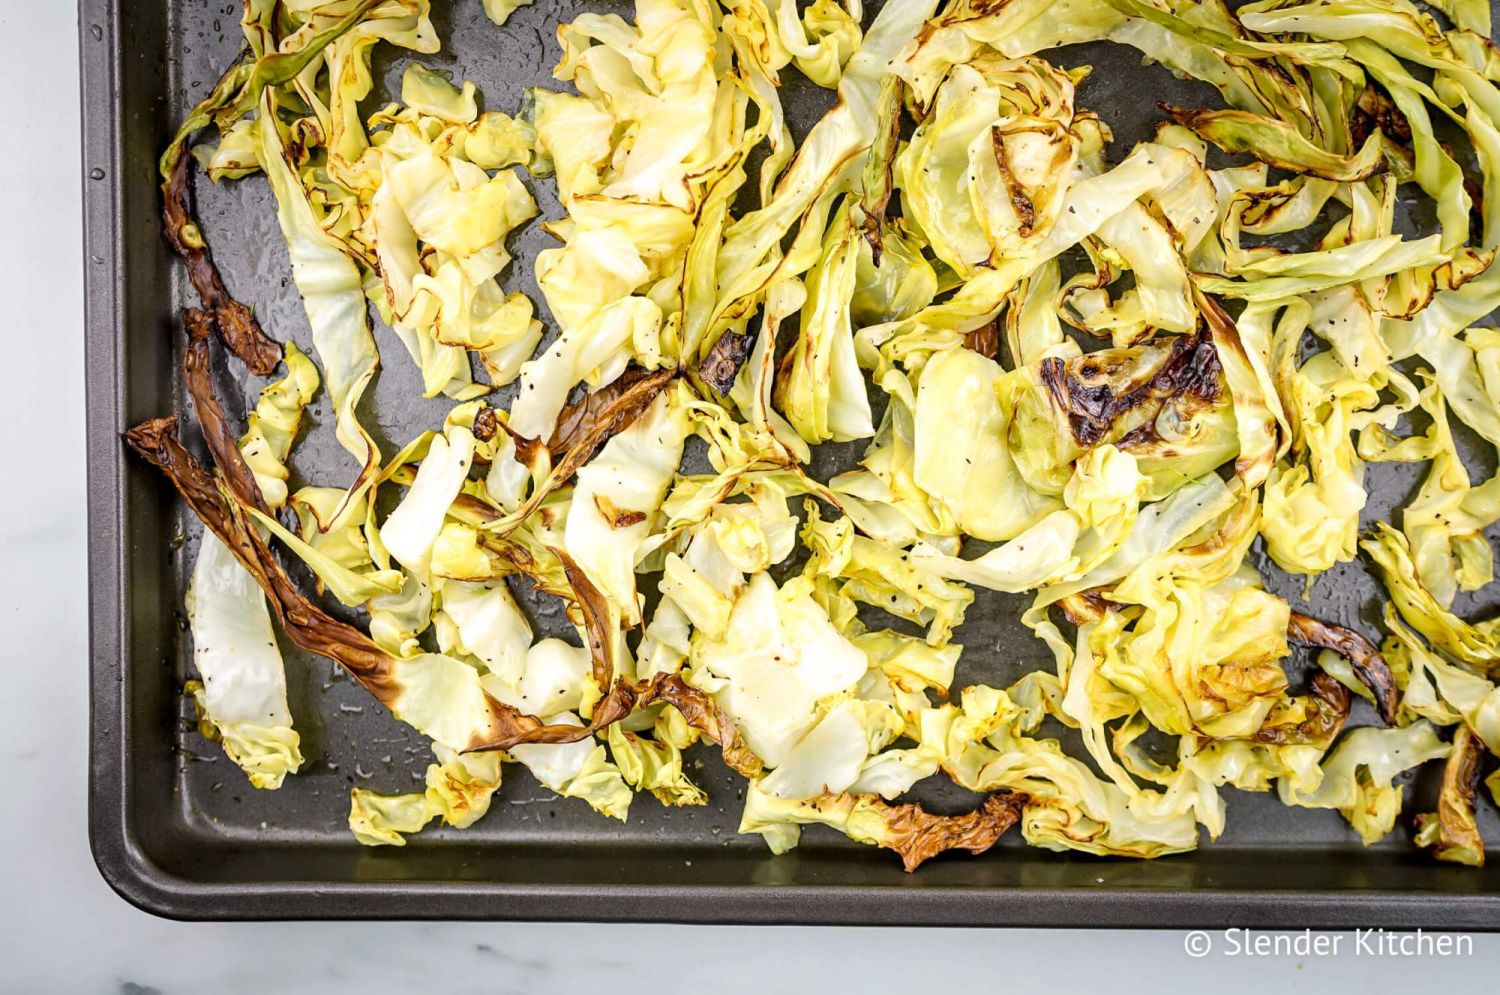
83,838,1500,927
78,0,1500,928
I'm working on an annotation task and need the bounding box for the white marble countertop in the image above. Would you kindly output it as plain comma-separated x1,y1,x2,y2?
3,5,1495,992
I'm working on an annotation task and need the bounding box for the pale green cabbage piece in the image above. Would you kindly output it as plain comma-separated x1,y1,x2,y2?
239,343,319,510
607,720,708,807
564,390,694,625
911,348,1060,541
184,342,322,788
186,533,302,790
1381,376,1500,607
381,425,477,573
690,572,868,767
507,717,634,821
895,57,1081,279
257,88,383,528
911,512,1083,593
1413,725,1486,866
350,746,502,845
801,504,974,645
928,682,1207,857
437,580,532,687
702,0,941,346
509,295,662,441
777,0,862,87
777,204,874,443
368,103,540,396
289,485,406,603
757,698,904,800
1279,722,1451,845
252,500,405,607
1365,523,1500,672
1262,352,1375,575
1386,608,1500,754
482,0,534,27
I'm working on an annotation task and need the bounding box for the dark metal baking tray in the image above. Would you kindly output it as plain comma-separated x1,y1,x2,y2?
84,0,1500,925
